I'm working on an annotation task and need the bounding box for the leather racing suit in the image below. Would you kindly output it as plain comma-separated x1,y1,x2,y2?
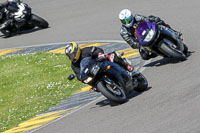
71,46,133,81
120,14,179,60
0,1,26,37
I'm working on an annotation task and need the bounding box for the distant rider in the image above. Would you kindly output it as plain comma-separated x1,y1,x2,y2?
0,0,26,37
65,42,134,81
119,9,182,60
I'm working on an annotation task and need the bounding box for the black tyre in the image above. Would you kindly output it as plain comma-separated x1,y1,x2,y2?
20,24,35,31
97,81,127,104
31,14,49,28
133,73,148,92
183,44,188,54
159,42,186,60
0,26,18,37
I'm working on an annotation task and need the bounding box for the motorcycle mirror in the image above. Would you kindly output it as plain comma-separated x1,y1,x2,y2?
68,74,75,80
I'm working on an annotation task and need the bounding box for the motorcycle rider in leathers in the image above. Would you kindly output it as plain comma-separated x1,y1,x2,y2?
0,0,24,37
119,9,182,60
65,42,134,81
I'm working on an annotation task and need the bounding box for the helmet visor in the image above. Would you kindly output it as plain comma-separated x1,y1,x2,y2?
69,47,79,62
69,52,75,61
121,16,133,24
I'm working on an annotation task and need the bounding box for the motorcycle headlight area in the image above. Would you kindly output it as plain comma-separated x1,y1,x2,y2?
84,77,93,83
144,29,155,42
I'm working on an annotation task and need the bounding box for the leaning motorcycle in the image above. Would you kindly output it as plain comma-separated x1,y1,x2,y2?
0,2,49,37
69,57,148,104
135,21,188,60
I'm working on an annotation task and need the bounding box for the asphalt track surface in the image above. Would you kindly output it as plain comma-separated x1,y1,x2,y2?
1,0,200,133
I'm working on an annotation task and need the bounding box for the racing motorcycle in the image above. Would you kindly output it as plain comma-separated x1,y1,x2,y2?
68,57,148,103
135,21,188,60
0,1,48,37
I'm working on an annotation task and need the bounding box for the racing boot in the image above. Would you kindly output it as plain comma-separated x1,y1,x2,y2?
108,51,134,72
126,63,134,72
160,21,182,37
175,31,182,37
170,28,182,37
167,26,182,37
123,58,134,72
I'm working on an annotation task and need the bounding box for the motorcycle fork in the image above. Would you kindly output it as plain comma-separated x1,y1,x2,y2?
103,76,123,95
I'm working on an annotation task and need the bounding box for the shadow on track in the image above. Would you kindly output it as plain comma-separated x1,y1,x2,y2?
95,87,152,107
144,58,185,67
144,51,193,67
1,27,50,38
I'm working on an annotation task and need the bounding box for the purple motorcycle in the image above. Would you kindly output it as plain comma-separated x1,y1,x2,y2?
135,21,188,60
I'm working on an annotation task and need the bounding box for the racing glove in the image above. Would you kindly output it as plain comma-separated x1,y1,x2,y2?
130,41,140,49
148,15,161,23
97,52,105,61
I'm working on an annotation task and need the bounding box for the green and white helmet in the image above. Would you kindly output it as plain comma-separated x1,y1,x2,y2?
119,9,134,28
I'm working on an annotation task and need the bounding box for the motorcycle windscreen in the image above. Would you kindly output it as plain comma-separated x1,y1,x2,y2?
134,21,150,45
80,57,90,80
80,57,96,81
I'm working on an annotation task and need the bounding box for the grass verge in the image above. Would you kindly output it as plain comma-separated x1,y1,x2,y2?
0,52,83,132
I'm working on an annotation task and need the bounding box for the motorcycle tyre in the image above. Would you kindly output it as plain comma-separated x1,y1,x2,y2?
159,42,186,60
1,29,12,37
97,81,127,104
134,73,148,92
31,14,49,28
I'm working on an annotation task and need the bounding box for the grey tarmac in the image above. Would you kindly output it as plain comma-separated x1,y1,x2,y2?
1,0,200,133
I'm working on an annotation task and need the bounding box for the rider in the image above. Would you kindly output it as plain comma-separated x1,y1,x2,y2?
119,9,182,60
65,42,134,81
0,0,23,36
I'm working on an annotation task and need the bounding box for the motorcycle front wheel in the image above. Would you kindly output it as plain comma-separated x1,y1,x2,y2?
97,81,127,104
31,14,49,28
0,29,12,37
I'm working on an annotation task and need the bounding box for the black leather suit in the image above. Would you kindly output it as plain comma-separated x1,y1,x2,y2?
71,46,103,81
71,47,131,81
0,1,23,36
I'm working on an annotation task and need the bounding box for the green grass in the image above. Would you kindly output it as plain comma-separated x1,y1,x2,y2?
0,52,83,132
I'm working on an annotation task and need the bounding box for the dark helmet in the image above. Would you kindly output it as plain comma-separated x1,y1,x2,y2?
7,0,21,13
65,42,81,63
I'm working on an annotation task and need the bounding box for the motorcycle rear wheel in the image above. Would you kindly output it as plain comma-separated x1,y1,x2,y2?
133,73,148,92
159,42,186,60
97,81,127,104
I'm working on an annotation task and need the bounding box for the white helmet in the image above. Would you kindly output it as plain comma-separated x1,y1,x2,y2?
7,0,21,3
119,9,134,28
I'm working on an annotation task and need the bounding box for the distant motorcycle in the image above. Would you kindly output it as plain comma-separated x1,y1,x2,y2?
135,20,188,60
69,57,148,103
0,1,48,37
